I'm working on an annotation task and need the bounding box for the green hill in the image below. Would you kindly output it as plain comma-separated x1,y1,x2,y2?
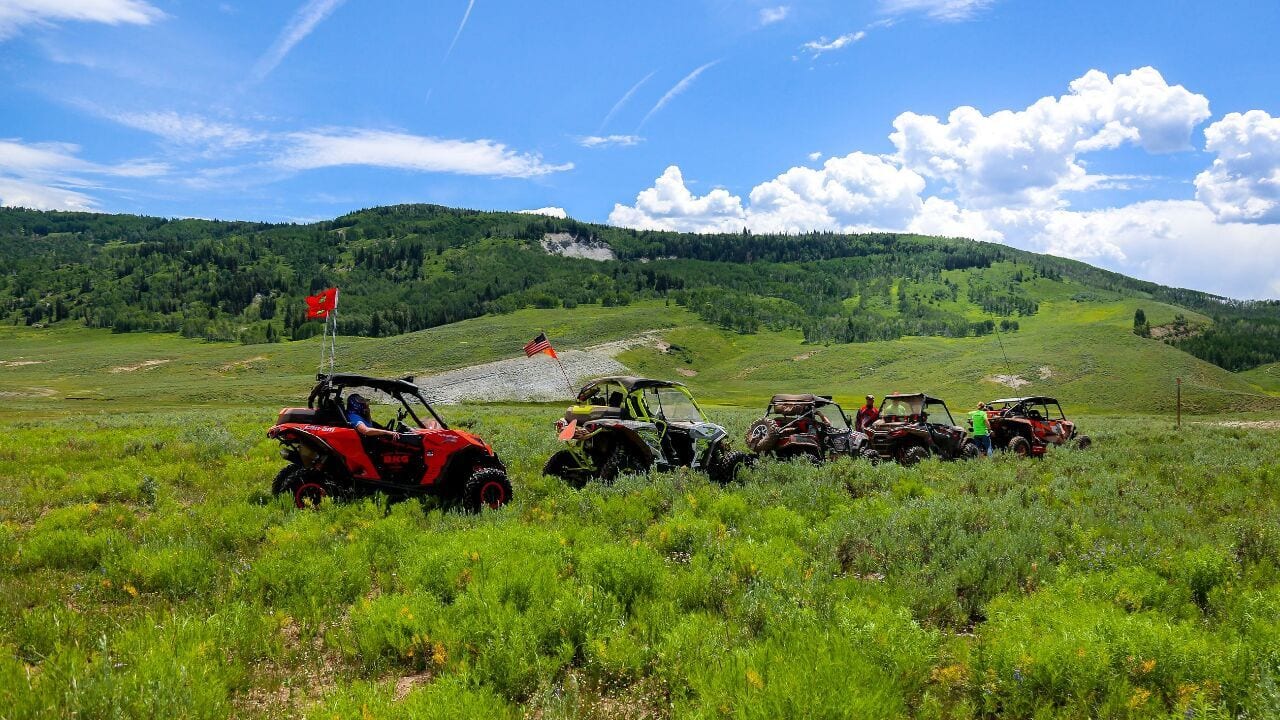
1,203,1278,415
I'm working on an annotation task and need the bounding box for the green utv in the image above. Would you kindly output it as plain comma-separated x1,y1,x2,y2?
542,376,755,486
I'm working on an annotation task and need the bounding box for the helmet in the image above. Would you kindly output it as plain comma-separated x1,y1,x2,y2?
347,393,369,416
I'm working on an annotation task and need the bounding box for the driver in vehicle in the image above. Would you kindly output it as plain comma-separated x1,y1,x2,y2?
346,394,406,440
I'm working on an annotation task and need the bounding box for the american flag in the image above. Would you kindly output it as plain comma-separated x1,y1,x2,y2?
523,332,558,359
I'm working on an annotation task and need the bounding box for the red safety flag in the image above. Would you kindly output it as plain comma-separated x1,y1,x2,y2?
557,418,578,441
305,288,339,319
523,332,558,359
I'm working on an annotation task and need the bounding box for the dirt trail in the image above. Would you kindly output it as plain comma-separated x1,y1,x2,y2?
1208,420,1280,430
415,331,666,404
110,359,170,373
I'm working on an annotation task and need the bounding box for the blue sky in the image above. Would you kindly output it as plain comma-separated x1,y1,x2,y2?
1,0,1278,298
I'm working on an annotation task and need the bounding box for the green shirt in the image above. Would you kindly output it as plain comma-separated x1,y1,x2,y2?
969,410,989,436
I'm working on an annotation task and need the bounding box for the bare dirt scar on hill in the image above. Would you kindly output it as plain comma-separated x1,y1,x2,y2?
0,359,45,368
415,331,667,404
110,359,170,373
1210,420,1280,430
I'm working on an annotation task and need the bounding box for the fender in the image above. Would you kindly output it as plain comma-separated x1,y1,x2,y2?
583,419,659,465
269,423,380,480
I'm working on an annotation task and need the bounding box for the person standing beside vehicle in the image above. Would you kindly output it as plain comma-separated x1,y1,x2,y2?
969,404,993,457
855,395,879,431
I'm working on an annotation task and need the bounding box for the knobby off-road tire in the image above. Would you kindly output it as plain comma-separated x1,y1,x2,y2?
543,450,591,489
901,445,929,466
1007,436,1032,458
961,441,981,460
710,450,756,484
779,447,823,466
599,444,647,485
861,448,882,465
271,464,303,496
273,464,330,509
745,418,782,453
463,467,512,513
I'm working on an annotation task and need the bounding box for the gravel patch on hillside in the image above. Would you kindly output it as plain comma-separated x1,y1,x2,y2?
415,331,665,404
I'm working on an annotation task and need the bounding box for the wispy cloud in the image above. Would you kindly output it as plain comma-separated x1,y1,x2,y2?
0,137,166,211
758,6,790,26
101,110,267,154
0,0,164,40
275,128,572,178
640,60,720,129
578,134,643,149
443,0,475,61
880,0,995,22
801,31,866,55
599,71,655,132
250,0,346,82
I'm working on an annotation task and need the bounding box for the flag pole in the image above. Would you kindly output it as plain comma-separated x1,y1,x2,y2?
328,289,339,375
544,329,577,398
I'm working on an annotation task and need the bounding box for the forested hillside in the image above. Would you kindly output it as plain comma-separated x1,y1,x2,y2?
2,204,1277,371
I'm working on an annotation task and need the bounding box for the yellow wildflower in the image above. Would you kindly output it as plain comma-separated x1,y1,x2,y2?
745,669,764,690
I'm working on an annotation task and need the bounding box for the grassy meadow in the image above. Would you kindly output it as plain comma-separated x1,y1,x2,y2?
3,405,1280,718
3,298,1280,718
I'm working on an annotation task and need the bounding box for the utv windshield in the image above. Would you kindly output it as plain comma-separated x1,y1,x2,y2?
880,396,923,419
924,399,956,426
650,387,703,422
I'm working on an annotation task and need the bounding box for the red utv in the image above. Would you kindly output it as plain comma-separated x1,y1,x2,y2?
862,392,979,465
983,396,1091,457
267,374,510,511
745,394,867,463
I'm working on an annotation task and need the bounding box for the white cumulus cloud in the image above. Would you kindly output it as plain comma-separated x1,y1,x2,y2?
608,166,746,233
518,207,568,218
275,129,572,178
0,0,163,39
609,67,1280,297
1195,110,1280,224
890,67,1210,208
610,154,925,234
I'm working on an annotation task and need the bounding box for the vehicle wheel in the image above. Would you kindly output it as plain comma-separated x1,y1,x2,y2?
294,481,328,509
860,448,881,465
600,444,646,484
745,418,782,453
271,464,303,496
543,450,591,489
463,468,512,512
711,451,756,484
780,447,823,466
961,441,981,460
1007,436,1031,457
901,445,929,466
1074,435,1092,450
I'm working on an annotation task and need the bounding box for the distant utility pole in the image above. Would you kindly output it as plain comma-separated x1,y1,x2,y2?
1176,377,1182,429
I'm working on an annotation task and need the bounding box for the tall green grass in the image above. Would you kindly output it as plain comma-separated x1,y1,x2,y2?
2,407,1279,717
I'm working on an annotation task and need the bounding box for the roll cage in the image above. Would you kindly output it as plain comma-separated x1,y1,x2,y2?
987,396,1067,421
307,373,448,430
878,393,956,426
575,377,705,424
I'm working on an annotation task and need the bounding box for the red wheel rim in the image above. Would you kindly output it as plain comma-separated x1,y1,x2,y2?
294,482,327,509
479,480,507,509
